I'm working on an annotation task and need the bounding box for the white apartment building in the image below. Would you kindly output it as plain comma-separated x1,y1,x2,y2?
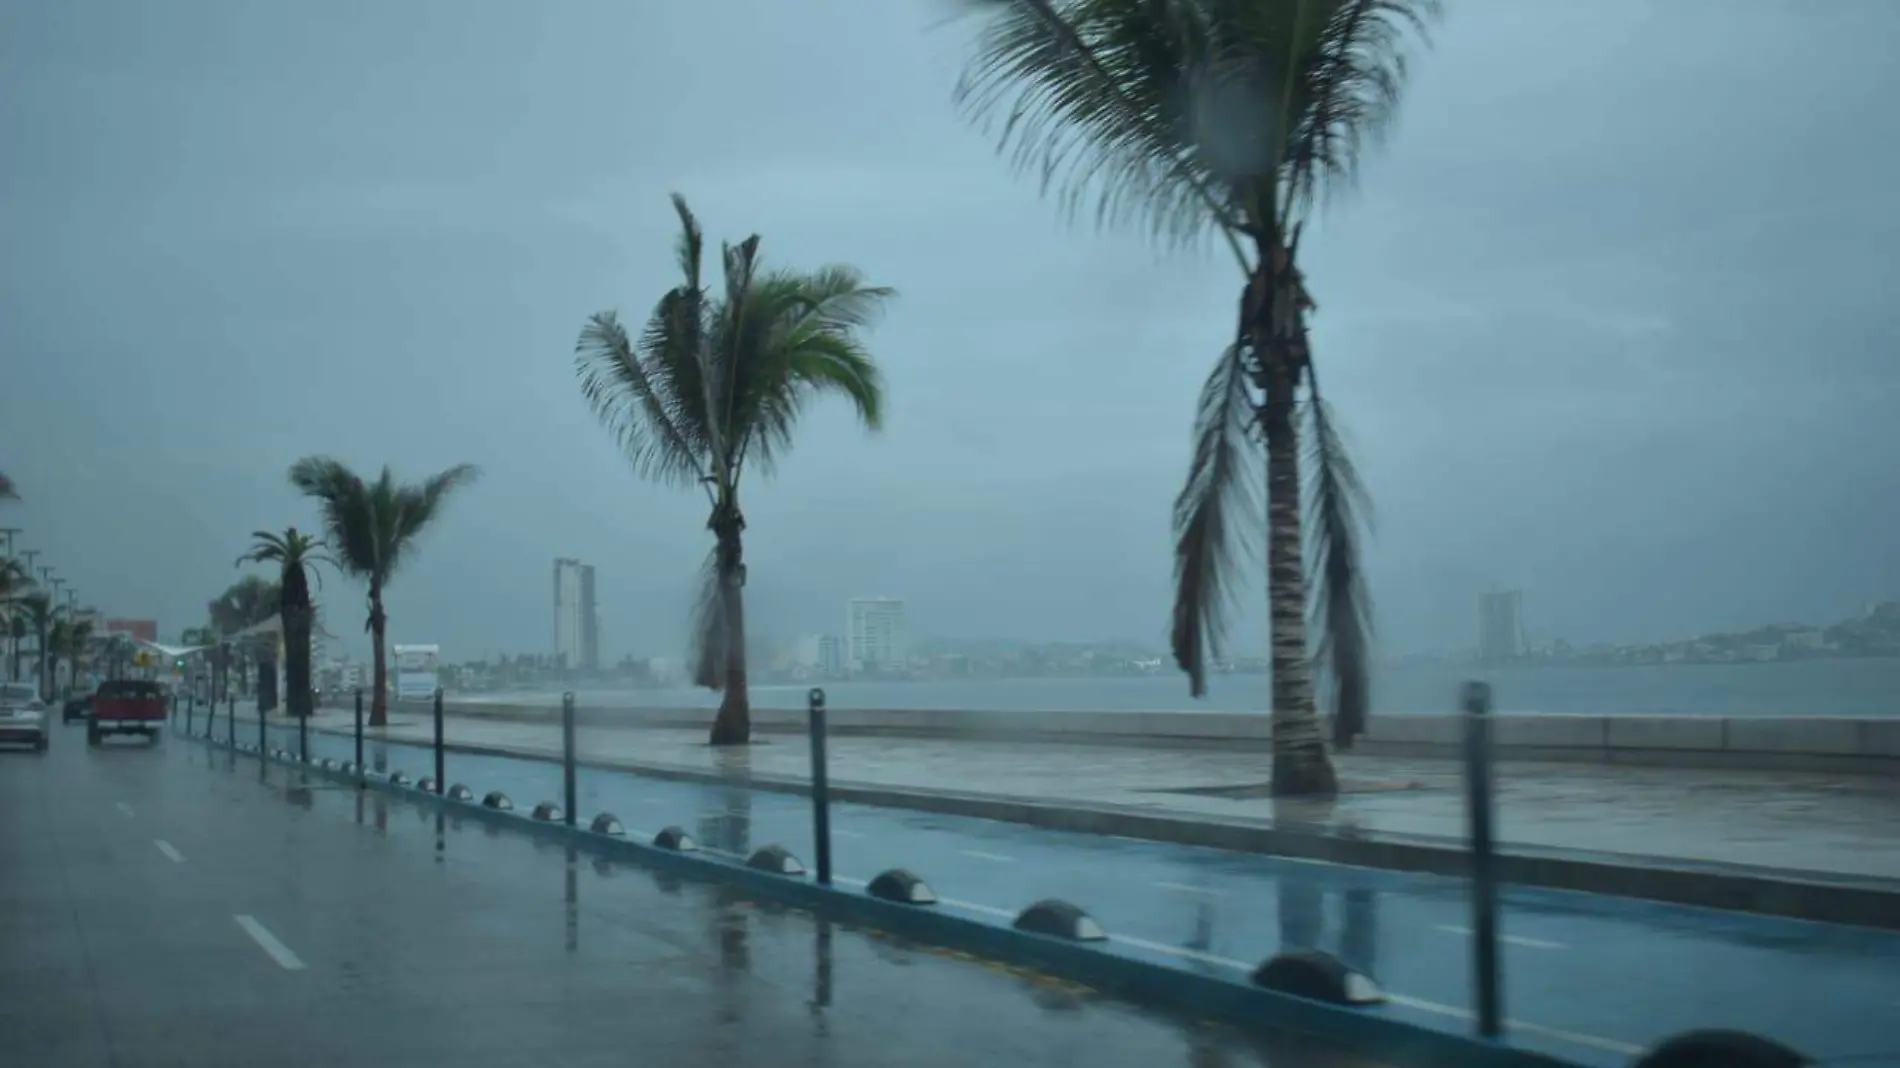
553,558,599,672
846,598,908,674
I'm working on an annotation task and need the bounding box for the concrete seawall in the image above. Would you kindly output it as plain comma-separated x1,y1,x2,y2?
438,701,1900,775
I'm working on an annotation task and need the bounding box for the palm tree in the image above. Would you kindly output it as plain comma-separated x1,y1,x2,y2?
19,593,56,701
208,575,281,698
289,457,479,727
954,0,1435,795
0,470,16,499
0,557,31,681
61,617,95,693
236,527,332,720
575,194,893,746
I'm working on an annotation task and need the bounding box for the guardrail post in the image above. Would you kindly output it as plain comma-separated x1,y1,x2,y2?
808,687,832,886
354,687,365,786
1461,679,1503,1039
433,687,445,795
561,691,577,827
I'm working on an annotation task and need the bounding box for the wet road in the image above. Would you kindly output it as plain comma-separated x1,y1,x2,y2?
251,718,1900,1066
1,730,1385,1068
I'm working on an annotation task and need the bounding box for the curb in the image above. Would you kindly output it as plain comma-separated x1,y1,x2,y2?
261,716,1900,931
192,729,1584,1068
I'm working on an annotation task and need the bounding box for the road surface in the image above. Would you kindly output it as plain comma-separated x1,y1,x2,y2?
245,717,1900,1066
2,727,1385,1068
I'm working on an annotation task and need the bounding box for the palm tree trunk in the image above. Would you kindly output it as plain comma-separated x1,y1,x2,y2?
286,607,312,719
1253,238,1338,799
708,525,751,747
36,625,49,702
369,584,389,727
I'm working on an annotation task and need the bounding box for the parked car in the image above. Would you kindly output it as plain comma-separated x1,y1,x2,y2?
88,679,167,747
62,692,94,724
0,682,49,753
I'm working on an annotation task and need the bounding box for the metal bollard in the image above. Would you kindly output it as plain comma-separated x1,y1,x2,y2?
299,698,309,764
257,696,266,753
432,687,445,795
1461,680,1503,1039
354,688,365,787
561,691,577,827
808,687,833,886
226,693,236,746
185,693,195,735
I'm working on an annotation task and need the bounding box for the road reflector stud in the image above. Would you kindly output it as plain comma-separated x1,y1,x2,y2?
1013,899,1106,941
653,826,696,851
747,845,804,875
1252,950,1385,1006
340,763,357,775
1633,1031,1812,1068
868,869,938,905
482,791,513,811
448,784,474,801
591,812,625,836
387,771,410,786
417,777,436,792
320,758,338,770
532,802,563,821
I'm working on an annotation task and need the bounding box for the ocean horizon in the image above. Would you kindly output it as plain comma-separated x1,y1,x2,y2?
453,657,1900,718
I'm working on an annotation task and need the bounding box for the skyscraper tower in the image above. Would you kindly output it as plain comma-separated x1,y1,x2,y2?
553,558,600,672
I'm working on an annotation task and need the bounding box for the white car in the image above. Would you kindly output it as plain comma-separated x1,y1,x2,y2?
0,682,49,753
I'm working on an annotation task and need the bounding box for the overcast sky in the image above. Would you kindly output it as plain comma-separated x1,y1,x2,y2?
2,0,1896,663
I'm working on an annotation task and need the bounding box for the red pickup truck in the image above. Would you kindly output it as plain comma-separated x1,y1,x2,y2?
88,680,168,746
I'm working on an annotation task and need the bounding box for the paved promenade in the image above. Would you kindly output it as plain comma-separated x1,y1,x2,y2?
271,706,1900,880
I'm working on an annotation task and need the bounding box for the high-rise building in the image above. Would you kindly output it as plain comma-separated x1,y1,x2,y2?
847,598,909,674
553,558,599,672
1477,591,1524,665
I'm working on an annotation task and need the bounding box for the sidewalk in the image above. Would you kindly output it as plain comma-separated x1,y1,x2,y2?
282,707,1900,882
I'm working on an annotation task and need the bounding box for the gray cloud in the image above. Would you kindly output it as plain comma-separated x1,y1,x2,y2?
3,0,1895,665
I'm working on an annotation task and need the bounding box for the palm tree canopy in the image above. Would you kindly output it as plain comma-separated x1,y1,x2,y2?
953,0,1438,252
575,194,893,498
288,458,479,586
208,575,281,636
0,469,16,499
237,526,333,607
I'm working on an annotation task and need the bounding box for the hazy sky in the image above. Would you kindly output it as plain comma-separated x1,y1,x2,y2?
3,0,1896,664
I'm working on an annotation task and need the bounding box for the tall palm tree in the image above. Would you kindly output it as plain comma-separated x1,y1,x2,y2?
289,457,479,727
237,527,332,720
954,0,1435,794
0,557,31,682
19,593,56,701
575,194,893,746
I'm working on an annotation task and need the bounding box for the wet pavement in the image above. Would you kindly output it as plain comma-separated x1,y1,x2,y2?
288,707,1900,879
225,711,1900,1065
1,726,1390,1068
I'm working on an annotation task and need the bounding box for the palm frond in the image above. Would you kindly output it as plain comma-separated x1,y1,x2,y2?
1282,0,1438,216
730,268,893,475
289,457,381,581
953,0,1250,258
577,311,709,487
687,549,728,691
0,469,16,499
1304,377,1374,747
1171,343,1262,696
386,464,480,577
